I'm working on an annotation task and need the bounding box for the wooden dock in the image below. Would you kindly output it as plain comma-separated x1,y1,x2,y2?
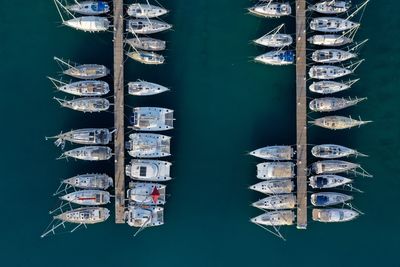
113,0,125,224
295,0,307,229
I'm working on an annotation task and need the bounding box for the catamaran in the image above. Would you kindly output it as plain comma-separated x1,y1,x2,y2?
59,146,112,161
127,3,168,18
309,97,366,112
311,192,353,207
127,133,171,158
128,80,170,96
249,145,294,160
248,2,292,18
127,182,166,205
126,37,166,51
47,78,109,96
257,162,295,179
311,49,356,63
60,190,111,205
309,116,371,130
255,51,295,65
46,128,112,148
308,1,351,14
309,79,359,94
250,179,294,194
126,159,172,182
130,107,174,131
308,34,353,46
127,51,165,65
125,205,164,228
66,1,110,15
311,144,367,158
312,208,359,223
309,175,353,189
310,17,359,33
252,194,296,210
251,210,295,226
126,19,172,34
54,97,110,113
55,207,110,224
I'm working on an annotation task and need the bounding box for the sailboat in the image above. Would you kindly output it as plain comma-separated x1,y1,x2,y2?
251,210,295,226
249,145,294,160
250,179,294,194
254,24,292,48
308,0,351,14
46,128,112,147
255,50,295,65
309,116,371,130
309,79,359,94
126,51,165,65
128,80,170,96
59,146,112,161
126,37,166,51
54,57,110,80
312,208,359,222
311,192,353,207
248,2,292,18
126,19,172,34
309,97,366,112
47,77,109,96
309,175,353,189
66,1,110,15
311,144,367,159
127,3,168,18
257,162,295,179
252,194,296,210
54,97,110,113
60,190,111,205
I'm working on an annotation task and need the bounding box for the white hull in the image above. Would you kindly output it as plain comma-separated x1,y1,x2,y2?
63,173,113,190
126,159,172,182
311,192,353,207
128,80,169,96
127,133,171,158
127,19,172,34
251,210,295,226
67,1,110,15
250,145,293,160
127,4,168,18
308,34,352,47
312,49,356,63
60,190,111,205
313,208,359,223
310,17,359,33
256,162,295,179
55,207,110,224
250,179,294,194
131,107,174,131
309,175,353,189
249,3,292,18
252,194,296,210
309,65,351,79
125,205,164,227
64,16,110,32
62,146,112,161
127,182,166,205
254,34,293,48
312,160,359,174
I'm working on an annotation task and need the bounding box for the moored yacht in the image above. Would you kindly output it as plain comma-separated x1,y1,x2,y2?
311,144,367,159
127,133,171,158
254,33,293,48
128,80,169,96
62,173,113,190
309,175,353,189
309,65,351,79
311,160,361,174
127,51,165,65
127,182,166,205
125,205,164,228
127,3,168,18
126,19,172,34
309,97,366,112
48,78,109,96
311,192,353,207
63,63,109,80
251,210,295,226
309,116,372,130
126,159,172,182
248,2,292,18
309,79,359,94
126,37,166,51
311,49,356,63
308,1,351,14
60,190,111,205
255,50,295,65
54,97,110,113
249,179,294,194
54,207,110,224
66,1,110,15
312,208,359,223
308,34,353,47
256,162,295,179
310,17,359,33
46,128,112,147
60,146,112,161
250,145,294,160
63,16,110,32
252,194,296,210
130,107,174,131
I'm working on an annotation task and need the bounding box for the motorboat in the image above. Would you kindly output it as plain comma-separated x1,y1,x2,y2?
125,159,172,182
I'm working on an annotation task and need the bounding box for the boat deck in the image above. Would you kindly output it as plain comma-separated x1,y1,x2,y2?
295,0,308,229
114,0,125,224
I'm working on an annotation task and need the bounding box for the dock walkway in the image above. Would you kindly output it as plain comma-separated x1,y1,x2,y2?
295,0,307,229
113,0,125,224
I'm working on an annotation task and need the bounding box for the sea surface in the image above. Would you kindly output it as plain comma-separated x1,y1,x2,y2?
0,1,399,266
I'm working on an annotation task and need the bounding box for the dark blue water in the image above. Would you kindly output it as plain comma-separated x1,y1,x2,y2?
0,1,399,266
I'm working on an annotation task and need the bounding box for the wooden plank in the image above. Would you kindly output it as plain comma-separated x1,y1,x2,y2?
113,0,125,224
295,0,308,229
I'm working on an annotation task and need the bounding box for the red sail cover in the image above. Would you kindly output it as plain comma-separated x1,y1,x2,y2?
151,187,160,203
